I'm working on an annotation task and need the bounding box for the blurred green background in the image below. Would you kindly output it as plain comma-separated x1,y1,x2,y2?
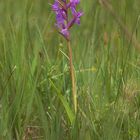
0,0,140,139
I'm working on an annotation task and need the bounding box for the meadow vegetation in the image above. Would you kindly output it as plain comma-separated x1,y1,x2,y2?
0,0,140,139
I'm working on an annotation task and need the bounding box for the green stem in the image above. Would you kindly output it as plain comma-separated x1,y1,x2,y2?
67,40,77,113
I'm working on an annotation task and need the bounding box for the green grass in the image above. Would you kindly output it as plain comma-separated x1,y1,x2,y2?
0,0,140,139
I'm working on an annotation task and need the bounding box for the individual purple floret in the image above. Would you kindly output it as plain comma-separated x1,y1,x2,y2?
52,0,83,40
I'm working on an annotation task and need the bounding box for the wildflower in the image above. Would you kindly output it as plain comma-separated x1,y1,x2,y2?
52,0,83,40
51,0,83,114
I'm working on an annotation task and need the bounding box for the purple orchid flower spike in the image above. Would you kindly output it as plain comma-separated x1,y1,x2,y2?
52,0,83,40
51,0,83,114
